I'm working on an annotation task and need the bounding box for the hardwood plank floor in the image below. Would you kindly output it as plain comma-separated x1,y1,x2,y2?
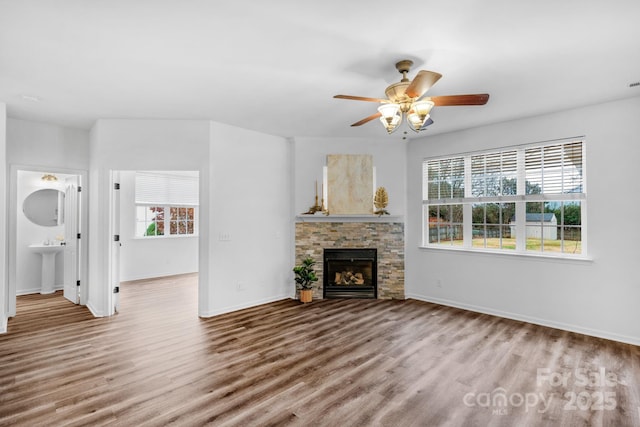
1,274,639,426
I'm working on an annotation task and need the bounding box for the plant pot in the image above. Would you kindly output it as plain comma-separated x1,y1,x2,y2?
299,289,313,303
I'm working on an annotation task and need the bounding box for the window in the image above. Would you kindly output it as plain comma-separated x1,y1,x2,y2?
136,205,196,237
424,157,464,246
423,139,585,256
169,206,195,235
471,202,516,250
135,172,199,238
137,206,165,236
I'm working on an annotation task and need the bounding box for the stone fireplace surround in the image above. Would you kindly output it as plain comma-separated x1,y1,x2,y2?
295,216,404,300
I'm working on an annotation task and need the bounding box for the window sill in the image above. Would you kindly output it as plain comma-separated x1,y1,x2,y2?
133,234,199,240
418,245,593,263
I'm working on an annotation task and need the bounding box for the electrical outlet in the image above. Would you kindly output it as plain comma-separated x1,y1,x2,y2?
436,279,443,288
237,282,246,291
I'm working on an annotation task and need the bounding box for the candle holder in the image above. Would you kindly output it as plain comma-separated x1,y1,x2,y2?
303,180,324,214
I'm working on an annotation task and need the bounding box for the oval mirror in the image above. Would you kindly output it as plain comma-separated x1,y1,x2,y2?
23,189,65,227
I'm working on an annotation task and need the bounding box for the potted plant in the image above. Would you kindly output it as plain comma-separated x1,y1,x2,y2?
293,257,318,303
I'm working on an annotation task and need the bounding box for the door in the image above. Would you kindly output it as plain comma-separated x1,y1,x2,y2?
63,176,80,304
110,171,121,313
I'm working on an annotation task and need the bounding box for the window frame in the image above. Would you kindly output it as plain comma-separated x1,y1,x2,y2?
135,204,198,239
422,138,587,258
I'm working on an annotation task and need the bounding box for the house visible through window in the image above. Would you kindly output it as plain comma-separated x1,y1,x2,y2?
423,139,585,256
135,171,199,238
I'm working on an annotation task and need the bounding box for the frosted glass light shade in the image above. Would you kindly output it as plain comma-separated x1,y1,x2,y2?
407,112,425,132
412,100,434,118
407,100,435,132
379,113,401,133
377,103,401,119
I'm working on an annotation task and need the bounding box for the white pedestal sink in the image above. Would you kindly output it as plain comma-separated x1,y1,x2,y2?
29,244,64,294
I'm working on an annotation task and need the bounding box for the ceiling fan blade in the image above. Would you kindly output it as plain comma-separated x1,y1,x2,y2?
405,70,443,99
334,94,388,103
351,112,382,127
429,94,490,106
421,117,434,130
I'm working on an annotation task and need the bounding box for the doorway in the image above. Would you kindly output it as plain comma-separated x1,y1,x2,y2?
7,166,88,318
108,170,200,315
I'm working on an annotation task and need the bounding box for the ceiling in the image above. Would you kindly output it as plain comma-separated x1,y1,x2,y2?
1,1,639,140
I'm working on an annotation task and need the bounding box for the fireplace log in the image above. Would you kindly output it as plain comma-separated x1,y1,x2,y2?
335,271,365,285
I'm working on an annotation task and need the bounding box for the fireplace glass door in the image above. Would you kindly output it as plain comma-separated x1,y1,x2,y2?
323,248,377,298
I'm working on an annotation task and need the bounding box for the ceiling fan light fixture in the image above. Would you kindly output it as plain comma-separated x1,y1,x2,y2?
407,99,435,132
377,103,401,119
411,100,435,118
379,113,401,134
377,103,402,133
407,112,428,133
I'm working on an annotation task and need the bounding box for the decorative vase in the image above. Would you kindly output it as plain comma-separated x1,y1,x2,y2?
299,289,313,303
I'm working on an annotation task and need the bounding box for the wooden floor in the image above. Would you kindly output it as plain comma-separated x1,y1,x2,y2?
1,275,639,427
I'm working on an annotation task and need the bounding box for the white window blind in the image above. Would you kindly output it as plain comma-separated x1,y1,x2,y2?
525,141,583,195
471,150,517,196
135,172,199,206
425,157,465,200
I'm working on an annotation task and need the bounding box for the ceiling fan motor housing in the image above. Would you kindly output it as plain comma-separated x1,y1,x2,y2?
385,82,413,112
386,60,418,111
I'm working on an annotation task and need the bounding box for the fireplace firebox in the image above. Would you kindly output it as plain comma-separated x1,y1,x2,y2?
323,248,377,299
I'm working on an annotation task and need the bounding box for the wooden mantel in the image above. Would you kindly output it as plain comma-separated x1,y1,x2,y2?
295,215,404,223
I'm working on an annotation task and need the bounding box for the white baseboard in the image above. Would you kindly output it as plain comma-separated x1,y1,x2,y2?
0,316,6,334
16,285,64,296
86,301,106,317
406,292,640,347
200,294,290,318
120,271,198,283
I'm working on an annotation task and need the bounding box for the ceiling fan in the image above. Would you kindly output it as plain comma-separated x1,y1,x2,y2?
334,59,489,134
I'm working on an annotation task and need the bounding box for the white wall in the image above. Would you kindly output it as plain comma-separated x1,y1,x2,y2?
89,119,292,319
206,122,292,315
406,96,640,345
89,119,210,317
15,171,66,294
293,137,407,218
0,103,7,333
7,118,89,170
118,170,198,281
